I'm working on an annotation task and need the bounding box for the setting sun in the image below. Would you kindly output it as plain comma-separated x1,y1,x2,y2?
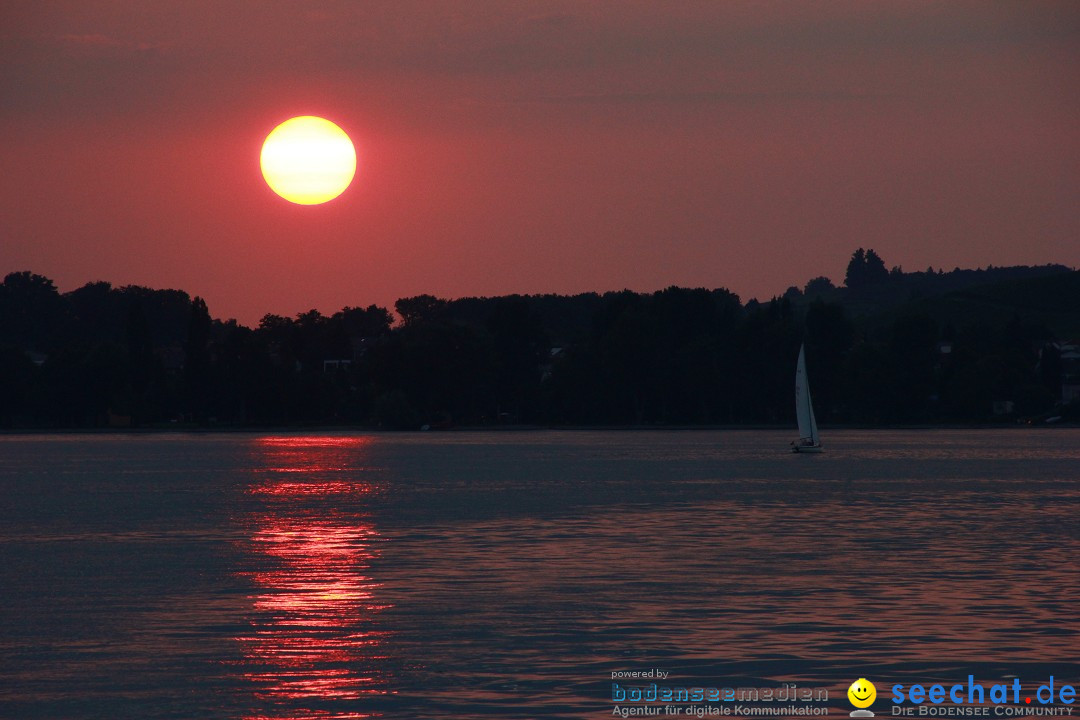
260,116,356,205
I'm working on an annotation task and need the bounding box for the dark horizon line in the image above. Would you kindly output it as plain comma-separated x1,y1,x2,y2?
5,256,1075,328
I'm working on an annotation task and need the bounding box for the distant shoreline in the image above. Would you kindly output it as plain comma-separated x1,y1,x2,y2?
1,422,1074,435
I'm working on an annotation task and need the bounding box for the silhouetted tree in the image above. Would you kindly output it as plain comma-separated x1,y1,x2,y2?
804,300,853,419
1,266,1076,428
0,345,36,426
888,314,939,421
395,295,448,327
0,271,65,349
865,249,888,282
736,297,800,422
844,340,894,423
337,305,393,339
487,296,548,421
845,248,867,288
66,281,122,344
185,296,213,419
803,276,835,298
369,318,494,427
844,248,889,289
186,297,212,365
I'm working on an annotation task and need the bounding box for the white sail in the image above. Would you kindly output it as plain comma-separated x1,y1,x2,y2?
794,343,819,445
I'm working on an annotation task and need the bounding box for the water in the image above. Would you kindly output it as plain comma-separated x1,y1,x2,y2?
1,430,1078,719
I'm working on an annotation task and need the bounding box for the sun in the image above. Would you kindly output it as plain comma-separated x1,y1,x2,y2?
260,116,356,205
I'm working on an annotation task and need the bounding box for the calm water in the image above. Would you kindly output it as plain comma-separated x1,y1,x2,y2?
1,430,1078,719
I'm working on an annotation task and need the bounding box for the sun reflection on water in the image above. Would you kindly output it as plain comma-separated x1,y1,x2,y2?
238,436,389,720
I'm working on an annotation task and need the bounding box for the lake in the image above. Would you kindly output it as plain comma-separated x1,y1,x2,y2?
1,430,1078,719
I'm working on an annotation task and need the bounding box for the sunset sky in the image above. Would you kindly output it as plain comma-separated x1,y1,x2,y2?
2,1,1078,324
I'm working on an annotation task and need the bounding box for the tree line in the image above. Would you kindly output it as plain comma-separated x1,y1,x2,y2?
0,251,1075,428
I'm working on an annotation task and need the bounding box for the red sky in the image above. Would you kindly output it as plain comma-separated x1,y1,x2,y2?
2,1,1078,325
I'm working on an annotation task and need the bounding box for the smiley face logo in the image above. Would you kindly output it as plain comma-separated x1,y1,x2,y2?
848,678,877,709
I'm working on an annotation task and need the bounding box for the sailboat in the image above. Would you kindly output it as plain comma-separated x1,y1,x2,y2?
791,343,823,453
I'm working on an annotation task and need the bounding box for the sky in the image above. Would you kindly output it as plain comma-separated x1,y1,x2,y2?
2,1,1078,325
